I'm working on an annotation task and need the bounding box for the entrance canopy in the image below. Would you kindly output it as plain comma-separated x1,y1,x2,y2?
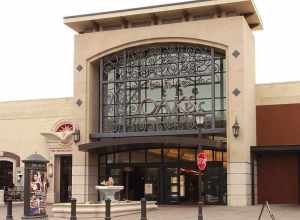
79,135,223,154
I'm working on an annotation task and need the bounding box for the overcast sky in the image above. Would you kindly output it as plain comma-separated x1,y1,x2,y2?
0,0,299,102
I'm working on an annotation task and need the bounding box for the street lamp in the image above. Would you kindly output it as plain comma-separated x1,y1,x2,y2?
195,111,205,220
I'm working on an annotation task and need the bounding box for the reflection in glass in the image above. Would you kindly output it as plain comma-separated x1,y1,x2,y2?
107,154,114,164
164,148,178,162
115,152,129,163
180,148,196,162
147,149,162,163
131,150,146,163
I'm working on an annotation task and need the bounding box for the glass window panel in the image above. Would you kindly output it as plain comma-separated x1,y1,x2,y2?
100,155,106,164
146,116,160,131
215,111,226,128
215,152,223,161
147,80,161,101
131,150,146,163
164,79,177,100
103,117,114,132
108,169,122,185
164,148,178,162
195,59,213,75
126,104,139,116
147,148,162,163
107,154,114,164
179,78,195,99
99,165,106,179
103,105,114,117
115,152,129,163
215,74,225,98
215,98,226,111
214,58,224,73
145,168,159,201
196,78,212,99
116,67,126,80
203,113,213,129
113,117,124,132
204,150,213,161
197,99,212,112
180,148,196,162
179,62,196,76
103,83,115,105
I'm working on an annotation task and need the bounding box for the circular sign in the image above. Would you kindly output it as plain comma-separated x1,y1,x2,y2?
197,152,207,171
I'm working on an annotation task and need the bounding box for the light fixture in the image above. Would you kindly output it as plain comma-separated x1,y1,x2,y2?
17,173,23,183
195,111,205,128
48,163,53,178
72,127,81,143
232,118,240,138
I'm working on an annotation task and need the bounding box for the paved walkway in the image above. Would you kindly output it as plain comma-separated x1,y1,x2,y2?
1,204,300,219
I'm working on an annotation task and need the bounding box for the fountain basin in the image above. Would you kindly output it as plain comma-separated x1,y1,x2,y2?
95,185,124,202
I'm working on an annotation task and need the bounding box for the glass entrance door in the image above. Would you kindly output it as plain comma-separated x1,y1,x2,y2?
60,156,72,202
165,168,179,203
204,161,227,204
98,147,227,204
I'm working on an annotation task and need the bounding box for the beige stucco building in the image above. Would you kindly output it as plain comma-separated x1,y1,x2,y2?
1,0,300,207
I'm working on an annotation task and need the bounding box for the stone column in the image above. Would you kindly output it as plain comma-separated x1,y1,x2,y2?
227,20,256,206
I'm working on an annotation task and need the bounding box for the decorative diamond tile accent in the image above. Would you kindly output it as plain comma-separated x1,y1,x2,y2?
232,50,240,58
232,88,241,97
76,65,83,72
76,99,82,106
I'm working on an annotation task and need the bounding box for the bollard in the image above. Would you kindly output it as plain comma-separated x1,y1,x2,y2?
140,198,147,220
198,201,204,220
70,198,77,220
6,198,13,220
105,198,111,220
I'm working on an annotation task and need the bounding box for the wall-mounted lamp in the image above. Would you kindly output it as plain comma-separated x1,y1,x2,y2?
72,127,81,143
232,118,240,138
17,173,23,183
48,163,53,178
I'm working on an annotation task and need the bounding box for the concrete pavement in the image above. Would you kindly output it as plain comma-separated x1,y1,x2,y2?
1,204,300,219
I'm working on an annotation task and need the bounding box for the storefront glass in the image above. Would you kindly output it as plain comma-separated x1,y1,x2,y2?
98,146,227,204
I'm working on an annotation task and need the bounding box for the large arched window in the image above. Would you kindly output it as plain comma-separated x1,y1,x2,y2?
101,43,226,134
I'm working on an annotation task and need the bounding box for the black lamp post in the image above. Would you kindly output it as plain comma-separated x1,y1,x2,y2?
195,112,205,220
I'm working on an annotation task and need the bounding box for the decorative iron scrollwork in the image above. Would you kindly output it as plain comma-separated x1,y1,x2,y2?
101,43,226,133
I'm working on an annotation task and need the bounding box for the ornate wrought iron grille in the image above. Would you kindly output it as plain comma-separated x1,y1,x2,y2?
100,43,226,134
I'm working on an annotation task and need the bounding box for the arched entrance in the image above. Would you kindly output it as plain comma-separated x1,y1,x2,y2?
81,42,227,204
0,161,13,189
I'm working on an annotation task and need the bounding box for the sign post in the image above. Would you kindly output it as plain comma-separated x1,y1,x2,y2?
22,153,49,220
197,148,206,220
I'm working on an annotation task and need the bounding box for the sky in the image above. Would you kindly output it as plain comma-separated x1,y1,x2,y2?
0,0,299,102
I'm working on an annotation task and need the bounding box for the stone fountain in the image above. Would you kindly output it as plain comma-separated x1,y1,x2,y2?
52,182,157,219
95,185,124,202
